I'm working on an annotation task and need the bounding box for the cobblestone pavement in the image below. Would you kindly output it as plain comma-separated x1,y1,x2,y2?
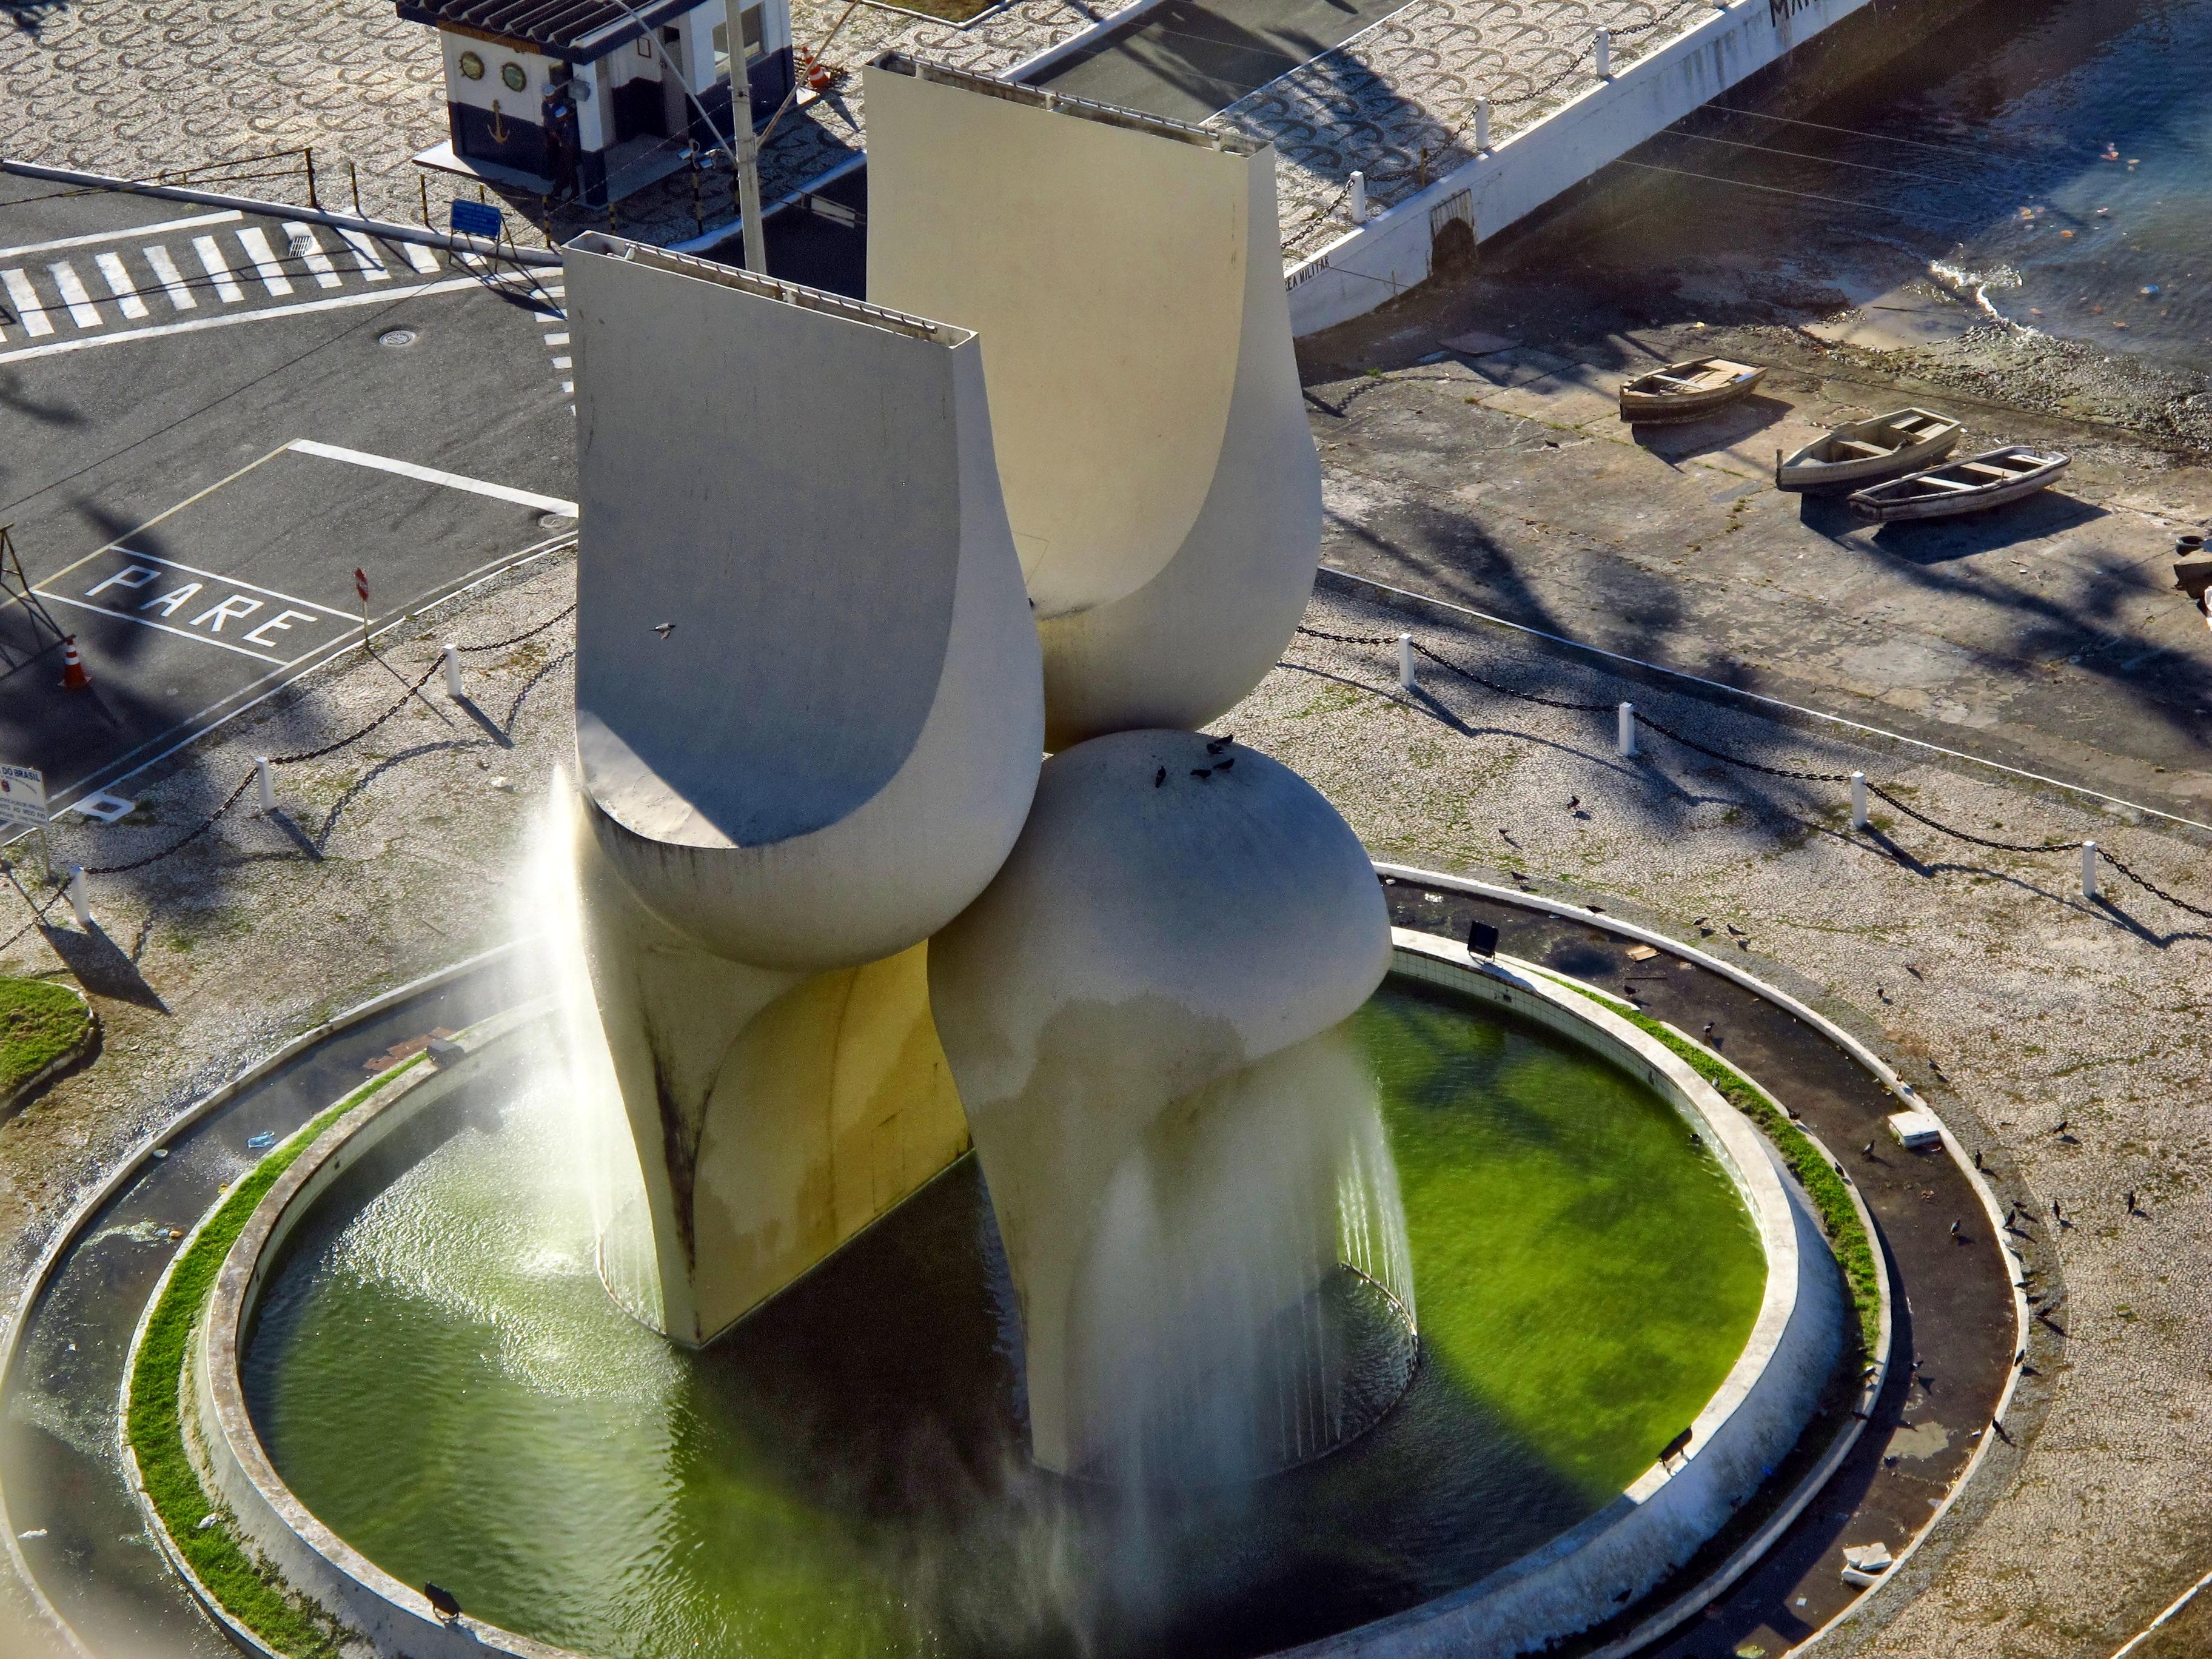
2,0,1717,267
1210,0,1714,261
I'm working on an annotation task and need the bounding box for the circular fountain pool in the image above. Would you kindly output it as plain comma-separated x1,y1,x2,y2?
230,962,1782,1659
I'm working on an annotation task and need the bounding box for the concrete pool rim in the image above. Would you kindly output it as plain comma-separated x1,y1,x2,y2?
160,929,1854,1659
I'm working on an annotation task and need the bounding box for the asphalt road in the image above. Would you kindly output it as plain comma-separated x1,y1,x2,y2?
0,176,577,819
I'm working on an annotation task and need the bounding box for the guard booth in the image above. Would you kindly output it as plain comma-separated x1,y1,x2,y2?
398,0,795,207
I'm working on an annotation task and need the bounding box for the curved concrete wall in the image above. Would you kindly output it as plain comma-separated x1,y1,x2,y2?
564,236,1042,1341
567,233,1044,970
864,59,1322,748
928,731,1390,1471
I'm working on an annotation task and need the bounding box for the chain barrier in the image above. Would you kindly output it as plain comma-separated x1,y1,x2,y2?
75,774,258,876
458,602,576,655
1290,624,2212,923
1,599,580,907
2091,848,2212,923
0,868,66,957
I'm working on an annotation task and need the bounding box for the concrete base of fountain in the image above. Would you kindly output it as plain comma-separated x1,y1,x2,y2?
155,931,1846,1659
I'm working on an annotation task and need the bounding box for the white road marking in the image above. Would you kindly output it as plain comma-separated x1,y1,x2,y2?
141,244,195,310
543,331,569,344
337,228,389,281
283,223,342,289
93,252,150,319
549,355,571,368
47,262,101,328
82,547,357,617
0,209,242,263
38,592,287,663
560,381,574,394
0,275,478,363
192,236,244,303
233,226,292,296
286,439,578,515
1,269,52,337
400,242,441,273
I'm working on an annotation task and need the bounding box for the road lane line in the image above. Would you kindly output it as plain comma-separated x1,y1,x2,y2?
1,269,51,336
283,223,343,289
286,439,578,515
140,244,195,310
543,331,569,344
93,252,150,318
192,235,244,303
0,209,243,263
38,592,287,663
550,355,571,368
337,228,389,281
0,275,488,363
46,262,101,328
400,242,441,274
233,226,292,296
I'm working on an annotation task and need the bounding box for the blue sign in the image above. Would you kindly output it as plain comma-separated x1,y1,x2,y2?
451,199,504,240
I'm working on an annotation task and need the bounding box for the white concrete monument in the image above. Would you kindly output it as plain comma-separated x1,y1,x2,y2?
865,55,1324,752
564,235,1042,1346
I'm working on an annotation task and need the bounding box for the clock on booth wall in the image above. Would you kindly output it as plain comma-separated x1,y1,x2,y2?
458,49,484,78
501,61,528,90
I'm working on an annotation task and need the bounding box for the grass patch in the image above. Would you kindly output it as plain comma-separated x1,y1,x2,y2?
126,1057,421,1659
1548,976,1882,1355
1,977,93,1102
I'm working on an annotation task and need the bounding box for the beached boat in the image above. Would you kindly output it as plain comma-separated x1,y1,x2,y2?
1618,358,1766,423
1847,446,2070,522
1774,408,1962,492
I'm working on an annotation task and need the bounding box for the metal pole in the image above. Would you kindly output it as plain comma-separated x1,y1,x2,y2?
443,643,464,698
1397,633,1416,691
1850,771,1868,831
420,172,431,227
348,159,362,218
2082,841,2099,900
726,1,769,274
306,147,319,210
256,757,275,813
1617,702,1638,757
67,865,90,930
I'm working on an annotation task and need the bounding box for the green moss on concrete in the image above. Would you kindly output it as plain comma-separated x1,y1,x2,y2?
0,977,92,1102
126,1057,421,1659
1549,974,1882,1353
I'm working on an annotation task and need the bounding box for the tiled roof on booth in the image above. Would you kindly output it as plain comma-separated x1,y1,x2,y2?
395,0,700,58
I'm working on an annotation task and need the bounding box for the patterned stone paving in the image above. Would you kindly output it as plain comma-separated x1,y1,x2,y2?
1205,0,1719,262
0,0,1717,266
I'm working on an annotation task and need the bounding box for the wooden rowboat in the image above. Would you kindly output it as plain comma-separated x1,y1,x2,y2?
1848,446,2070,523
1618,358,1766,423
1775,408,1962,492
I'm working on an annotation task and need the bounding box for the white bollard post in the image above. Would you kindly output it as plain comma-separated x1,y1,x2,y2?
1594,27,1611,78
1473,98,1492,152
2082,841,2099,900
256,757,275,813
443,642,463,699
1617,702,1638,757
67,865,91,930
1349,170,1369,223
1850,771,1868,831
1397,633,1416,691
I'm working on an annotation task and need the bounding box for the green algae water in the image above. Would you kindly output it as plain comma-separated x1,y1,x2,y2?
244,980,1764,1659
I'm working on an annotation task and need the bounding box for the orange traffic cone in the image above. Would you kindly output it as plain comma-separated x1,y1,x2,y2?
803,50,834,91
59,635,90,691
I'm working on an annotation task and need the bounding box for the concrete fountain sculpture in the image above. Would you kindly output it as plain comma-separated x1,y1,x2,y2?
565,56,1399,1474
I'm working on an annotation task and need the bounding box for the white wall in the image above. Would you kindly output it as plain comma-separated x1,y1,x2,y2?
1284,0,1874,336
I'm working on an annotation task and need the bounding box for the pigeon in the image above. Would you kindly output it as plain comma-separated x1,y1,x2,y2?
1701,1021,1715,1037
1206,734,1235,754
425,1584,463,1624
1863,1140,1875,1157
1974,1148,1985,1170
1950,1220,1962,1238
1567,795,1581,809
1154,768,1165,788
2053,1119,2068,1135
2053,1198,2065,1221
1216,756,1235,770
652,622,674,638
1190,768,1212,780
2126,1189,2137,1213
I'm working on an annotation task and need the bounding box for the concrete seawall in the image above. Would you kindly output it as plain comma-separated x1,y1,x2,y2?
1282,0,1969,335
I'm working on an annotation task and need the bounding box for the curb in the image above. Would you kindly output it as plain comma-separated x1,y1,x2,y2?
0,983,98,1119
